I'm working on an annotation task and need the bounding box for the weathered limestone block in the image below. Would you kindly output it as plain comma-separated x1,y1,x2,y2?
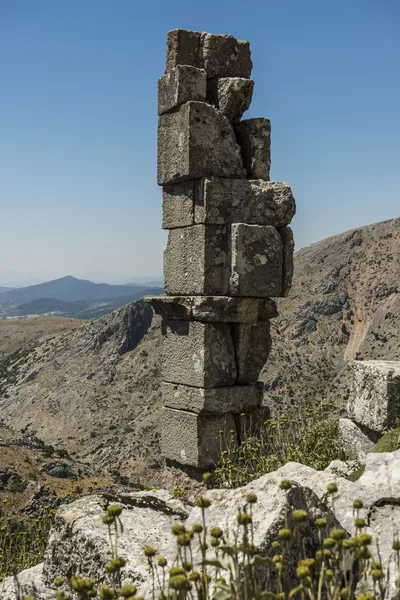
280,226,295,296
165,30,252,79
158,65,206,115
338,418,375,460
191,296,277,322
162,178,296,229
347,361,400,433
162,382,262,414
162,181,195,228
195,179,295,227
165,224,284,297
147,295,278,323
201,33,252,79
165,29,202,73
207,77,254,122
158,102,245,185
162,320,236,387
164,225,229,296
161,407,236,467
0,564,53,600
230,224,283,297
232,322,272,383
235,118,271,180
259,298,279,321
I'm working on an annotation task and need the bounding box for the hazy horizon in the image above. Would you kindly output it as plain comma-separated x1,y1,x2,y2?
1,0,399,282
0,272,164,288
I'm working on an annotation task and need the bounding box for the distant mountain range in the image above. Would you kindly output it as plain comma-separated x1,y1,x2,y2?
0,286,13,294
0,275,162,320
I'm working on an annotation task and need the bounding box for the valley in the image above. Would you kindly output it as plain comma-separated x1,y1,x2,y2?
0,218,398,495
0,275,162,320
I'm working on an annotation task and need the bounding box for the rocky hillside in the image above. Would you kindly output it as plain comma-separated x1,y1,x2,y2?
0,316,84,361
261,217,400,413
0,218,398,487
0,300,163,486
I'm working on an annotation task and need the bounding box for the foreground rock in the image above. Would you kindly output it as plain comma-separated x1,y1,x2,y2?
338,417,375,460
1,469,339,598
347,360,400,433
0,564,53,600
4,450,400,599
281,451,400,598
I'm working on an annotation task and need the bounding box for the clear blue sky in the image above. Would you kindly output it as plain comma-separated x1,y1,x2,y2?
1,0,399,285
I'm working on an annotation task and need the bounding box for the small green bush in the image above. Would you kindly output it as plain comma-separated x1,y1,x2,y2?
343,428,400,482
0,507,55,581
214,403,345,488
9,476,28,493
371,428,400,453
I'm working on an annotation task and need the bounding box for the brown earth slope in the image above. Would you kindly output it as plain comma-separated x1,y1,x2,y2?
0,317,84,361
0,218,399,487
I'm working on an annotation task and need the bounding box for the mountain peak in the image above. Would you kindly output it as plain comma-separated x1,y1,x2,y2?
59,275,79,282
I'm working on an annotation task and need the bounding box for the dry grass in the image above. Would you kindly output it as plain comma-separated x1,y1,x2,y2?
0,316,84,361
0,426,112,516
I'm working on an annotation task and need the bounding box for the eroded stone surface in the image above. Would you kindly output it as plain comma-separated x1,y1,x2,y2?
161,407,236,467
230,224,283,296
258,298,279,321
164,224,284,297
164,224,229,295
232,321,272,383
169,469,340,588
207,77,253,122
201,33,252,79
163,178,296,229
165,30,252,80
158,65,206,115
196,178,295,227
347,360,400,433
280,227,295,297
330,450,400,598
147,295,278,323
157,102,245,185
0,563,52,599
280,450,400,600
165,29,202,73
8,453,400,600
161,320,236,388
235,118,271,180
44,492,186,593
338,417,375,460
162,181,195,228
162,381,262,414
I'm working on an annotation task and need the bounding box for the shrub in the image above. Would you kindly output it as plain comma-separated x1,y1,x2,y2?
345,428,400,482
214,403,345,488
0,507,55,581
371,428,400,453
9,476,28,493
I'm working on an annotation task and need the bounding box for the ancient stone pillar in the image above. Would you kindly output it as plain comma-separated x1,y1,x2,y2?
147,29,296,470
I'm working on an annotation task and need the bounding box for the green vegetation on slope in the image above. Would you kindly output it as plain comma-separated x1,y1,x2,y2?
215,403,345,488
345,427,400,482
371,427,400,453
0,508,55,581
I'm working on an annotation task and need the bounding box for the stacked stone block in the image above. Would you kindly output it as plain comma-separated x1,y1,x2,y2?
148,29,296,469
339,360,400,460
